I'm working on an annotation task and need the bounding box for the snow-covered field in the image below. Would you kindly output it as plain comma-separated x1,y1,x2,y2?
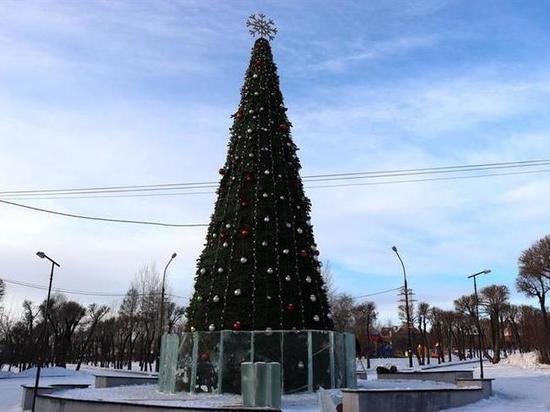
1,354,549,411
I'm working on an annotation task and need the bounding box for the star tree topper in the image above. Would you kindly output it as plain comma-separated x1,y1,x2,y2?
246,13,277,40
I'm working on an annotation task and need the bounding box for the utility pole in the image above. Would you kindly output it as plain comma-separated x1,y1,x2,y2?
392,246,414,368
468,269,491,379
32,251,60,412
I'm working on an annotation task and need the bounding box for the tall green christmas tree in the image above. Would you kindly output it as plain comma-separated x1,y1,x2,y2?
186,15,332,332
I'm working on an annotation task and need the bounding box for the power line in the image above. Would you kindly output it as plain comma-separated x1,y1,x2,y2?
0,199,208,227
2,167,550,201
3,274,396,303
1,277,189,300
353,287,402,299
1,158,549,198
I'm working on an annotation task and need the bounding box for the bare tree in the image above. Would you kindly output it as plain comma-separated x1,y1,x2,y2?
75,304,110,371
480,284,510,363
353,301,377,367
417,302,431,365
517,263,550,332
330,293,355,332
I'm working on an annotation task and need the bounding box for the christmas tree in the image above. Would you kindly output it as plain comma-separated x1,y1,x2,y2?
186,15,332,332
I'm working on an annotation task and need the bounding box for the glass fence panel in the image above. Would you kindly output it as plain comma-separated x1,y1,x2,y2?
333,332,346,388
312,331,332,390
175,332,196,392
194,331,221,393
221,331,253,393
282,331,309,393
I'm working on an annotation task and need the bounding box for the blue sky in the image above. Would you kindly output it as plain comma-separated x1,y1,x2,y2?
1,0,550,323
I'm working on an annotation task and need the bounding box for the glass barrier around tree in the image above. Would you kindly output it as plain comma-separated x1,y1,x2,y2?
159,330,356,394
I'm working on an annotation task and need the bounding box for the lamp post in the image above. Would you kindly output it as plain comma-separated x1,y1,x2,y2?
468,269,491,379
32,251,60,412
156,252,177,372
392,246,414,368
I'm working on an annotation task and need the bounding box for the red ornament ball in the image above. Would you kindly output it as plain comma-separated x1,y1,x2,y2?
219,168,226,175
244,173,254,183
279,123,289,132
232,321,241,331
235,111,243,120
240,199,249,208
240,228,250,238
287,303,295,311
219,232,228,241
300,250,308,257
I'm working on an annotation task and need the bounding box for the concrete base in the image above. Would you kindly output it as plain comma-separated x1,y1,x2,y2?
377,370,473,384
21,384,91,410
95,375,158,388
35,394,281,412
342,379,492,412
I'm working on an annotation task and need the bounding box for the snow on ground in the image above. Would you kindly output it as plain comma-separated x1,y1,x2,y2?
447,353,550,411
1,354,549,411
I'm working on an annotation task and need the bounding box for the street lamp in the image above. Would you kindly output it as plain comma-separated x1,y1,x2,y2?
32,251,60,412
468,269,491,379
156,252,177,372
392,246,414,368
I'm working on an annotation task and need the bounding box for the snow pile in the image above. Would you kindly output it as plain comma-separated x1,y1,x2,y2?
0,371,15,379
500,351,550,370
18,367,82,378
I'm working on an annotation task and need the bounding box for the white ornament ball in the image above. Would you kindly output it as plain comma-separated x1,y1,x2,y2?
297,228,303,234
249,109,254,113
313,315,320,322
264,169,270,175
249,153,254,157
264,216,270,222
310,294,317,302
262,240,268,246
218,267,224,273
280,195,284,200
286,222,292,228
267,295,272,300
225,223,231,229
310,245,317,251
190,326,196,332
285,275,291,282
213,295,220,303
305,276,312,283
200,268,206,274
253,74,258,78
240,257,248,264
267,268,274,274
283,249,289,254
209,324,215,331
262,192,268,198
234,289,242,296
298,361,304,368
247,128,252,133
212,233,218,238
223,242,229,248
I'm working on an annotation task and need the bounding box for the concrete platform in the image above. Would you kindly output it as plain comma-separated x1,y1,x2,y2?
94,374,158,388
35,393,281,412
342,385,490,412
20,384,91,410
377,370,474,384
